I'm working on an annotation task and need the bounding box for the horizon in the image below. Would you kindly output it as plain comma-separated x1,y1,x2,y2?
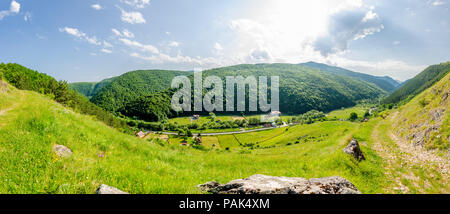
1,0,449,82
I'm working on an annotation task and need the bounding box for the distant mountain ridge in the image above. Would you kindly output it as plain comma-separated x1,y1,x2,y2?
300,62,401,93
383,61,450,104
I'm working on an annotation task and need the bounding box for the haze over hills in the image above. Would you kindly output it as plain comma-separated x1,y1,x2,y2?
301,62,402,93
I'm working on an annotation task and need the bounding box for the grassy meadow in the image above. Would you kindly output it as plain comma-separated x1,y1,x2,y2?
0,84,387,194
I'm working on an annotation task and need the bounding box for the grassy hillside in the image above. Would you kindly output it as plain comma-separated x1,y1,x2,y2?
383,62,450,104
90,70,191,112
0,80,387,194
301,62,400,93
0,63,129,132
392,72,449,151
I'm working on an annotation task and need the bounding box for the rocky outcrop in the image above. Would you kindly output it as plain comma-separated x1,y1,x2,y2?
198,174,361,194
343,139,365,161
96,184,129,194
52,144,73,158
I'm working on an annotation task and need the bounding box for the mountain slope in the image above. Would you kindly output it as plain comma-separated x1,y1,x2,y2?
90,70,191,112
383,62,450,104
392,72,449,151
200,63,388,114
301,62,400,93
0,80,386,194
0,63,128,131
69,77,117,98
93,63,388,119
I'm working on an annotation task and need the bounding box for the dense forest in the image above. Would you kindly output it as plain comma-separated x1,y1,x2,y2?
69,77,117,98
0,63,130,132
198,64,387,114
95,63,389,122
383,62,450,104
301,62,401,93
90,70,191,112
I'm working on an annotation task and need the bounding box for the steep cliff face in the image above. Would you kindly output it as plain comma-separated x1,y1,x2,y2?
393,72,449,153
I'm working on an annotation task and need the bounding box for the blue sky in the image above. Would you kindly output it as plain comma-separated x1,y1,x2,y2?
0,0,449,82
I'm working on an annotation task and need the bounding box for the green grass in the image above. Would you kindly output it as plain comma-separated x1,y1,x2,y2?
1,85,388,194
327,106,368,120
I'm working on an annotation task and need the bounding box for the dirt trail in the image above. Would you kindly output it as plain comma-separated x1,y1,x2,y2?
371,111,449,193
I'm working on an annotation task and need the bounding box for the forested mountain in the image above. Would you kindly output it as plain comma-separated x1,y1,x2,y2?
112,63,389,121
69,77,116,98
301,62,401,93
383,62,450,104
0,63,129,132
90,70,191,112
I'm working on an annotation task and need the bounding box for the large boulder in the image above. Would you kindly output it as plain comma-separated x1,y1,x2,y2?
96,184,129,194
343,139,365,161
52,144,73,158
198,174,361,194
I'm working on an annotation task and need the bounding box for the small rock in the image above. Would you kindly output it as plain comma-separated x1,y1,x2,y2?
198,174,361,194
53,144,73,158
197,181,220,193
96,184,128,194
343,139,365,161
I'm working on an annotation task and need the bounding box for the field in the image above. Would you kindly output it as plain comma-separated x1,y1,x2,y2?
0,86,387,194
326,106,369,120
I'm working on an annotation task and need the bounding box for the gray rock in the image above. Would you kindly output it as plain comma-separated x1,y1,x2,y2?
198,181,220,193
198,174,361,194
96,184,128,194
343,139,365,161
53,144,73,158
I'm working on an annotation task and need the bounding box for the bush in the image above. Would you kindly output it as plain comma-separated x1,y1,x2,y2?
349,112,358,121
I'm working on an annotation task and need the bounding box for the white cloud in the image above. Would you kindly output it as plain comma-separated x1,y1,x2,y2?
214,42,223,51
111,28,135,38
119,38,159,54
120,0,150,9
91,4,102,10
393,41,400,45
103,41,113,48
101,49,113,54
168,41,180,47
59,27,101,45
0,0,20,20
24,12,31,22
431,0,446,6
314,6,384,56
118,7,146,24
10,0,20,13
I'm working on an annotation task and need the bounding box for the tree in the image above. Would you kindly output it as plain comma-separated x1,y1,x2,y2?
349,112,358,121
363,111,370,118
209,112,216,121
186,129,193,137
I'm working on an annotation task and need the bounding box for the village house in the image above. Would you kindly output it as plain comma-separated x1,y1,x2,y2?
136,131,147,139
